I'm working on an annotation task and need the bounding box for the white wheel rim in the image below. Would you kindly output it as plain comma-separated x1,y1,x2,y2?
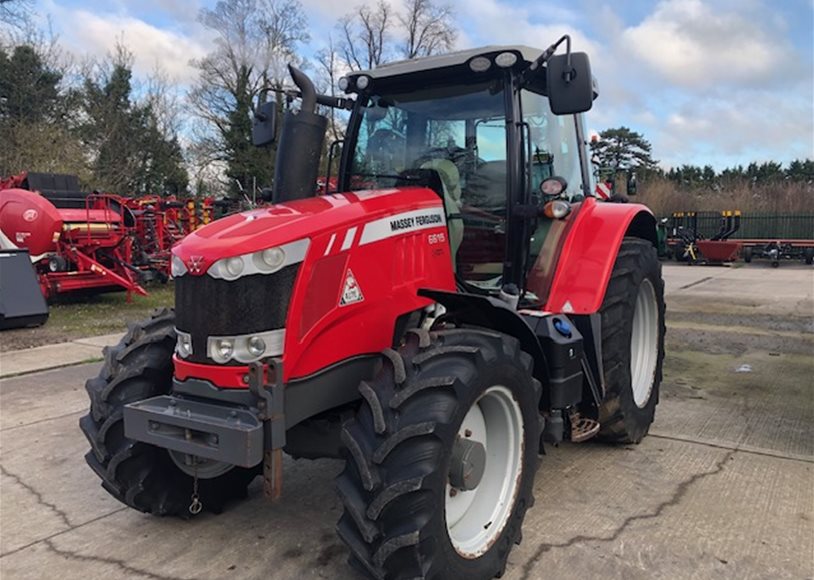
630,278,659,408
446,385,524,558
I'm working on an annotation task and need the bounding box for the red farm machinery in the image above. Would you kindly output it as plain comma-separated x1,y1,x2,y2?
80,41,666,580
667,210,814,266
0,172,220,306
0,172,148,299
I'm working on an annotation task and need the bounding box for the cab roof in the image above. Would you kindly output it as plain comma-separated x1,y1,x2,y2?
351,46,542,80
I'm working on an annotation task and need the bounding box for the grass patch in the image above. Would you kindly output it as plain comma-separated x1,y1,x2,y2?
0,284,175,352
48,285,175,336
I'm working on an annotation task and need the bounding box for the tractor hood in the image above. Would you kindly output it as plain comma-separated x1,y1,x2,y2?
172,187,444,274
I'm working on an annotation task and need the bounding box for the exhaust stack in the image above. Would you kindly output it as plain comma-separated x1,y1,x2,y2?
272,65,328,203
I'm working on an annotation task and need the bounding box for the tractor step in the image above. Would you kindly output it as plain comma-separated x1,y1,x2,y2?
569,411,600,443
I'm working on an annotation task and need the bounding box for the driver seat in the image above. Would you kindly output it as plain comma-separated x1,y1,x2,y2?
420,159,464,264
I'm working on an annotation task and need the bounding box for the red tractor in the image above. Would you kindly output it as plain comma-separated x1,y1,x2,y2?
81,40,665,579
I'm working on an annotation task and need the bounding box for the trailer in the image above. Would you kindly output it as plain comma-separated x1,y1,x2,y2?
742,239,814,267
666,209,814,267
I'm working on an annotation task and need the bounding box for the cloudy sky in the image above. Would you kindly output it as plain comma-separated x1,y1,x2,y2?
31,0,814,169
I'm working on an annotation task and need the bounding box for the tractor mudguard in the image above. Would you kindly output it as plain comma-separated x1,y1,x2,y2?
418,288,548,380
544,198,657,314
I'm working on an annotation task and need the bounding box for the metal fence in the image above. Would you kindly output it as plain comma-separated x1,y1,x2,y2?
666,212,814,240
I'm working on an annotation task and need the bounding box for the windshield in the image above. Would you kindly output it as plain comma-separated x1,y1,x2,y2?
345,79,583,287
348,81,505,193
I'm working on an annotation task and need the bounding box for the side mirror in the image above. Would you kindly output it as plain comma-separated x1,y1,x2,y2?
627,172,638,196
252,101,278,147
546,52,593,115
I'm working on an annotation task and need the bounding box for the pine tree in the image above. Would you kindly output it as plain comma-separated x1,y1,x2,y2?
589,127,659,173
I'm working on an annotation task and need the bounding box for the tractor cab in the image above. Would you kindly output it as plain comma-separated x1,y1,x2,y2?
333,45,597,296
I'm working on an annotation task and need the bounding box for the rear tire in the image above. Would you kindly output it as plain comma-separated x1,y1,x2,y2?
335,329,542,579
597,238,665,444
79,308,257,516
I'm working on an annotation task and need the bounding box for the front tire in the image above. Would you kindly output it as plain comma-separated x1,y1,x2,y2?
79,309,257,516
336,329,542,579
597,238,666,443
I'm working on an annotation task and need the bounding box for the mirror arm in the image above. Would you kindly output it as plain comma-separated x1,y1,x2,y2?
315,94,355,110
259,86,355,111
527,34,571,75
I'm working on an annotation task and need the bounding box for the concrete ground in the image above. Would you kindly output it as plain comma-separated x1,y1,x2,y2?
1,263,812,579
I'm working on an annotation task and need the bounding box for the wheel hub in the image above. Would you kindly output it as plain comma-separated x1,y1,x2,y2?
449,437,486,491
445,385,524,558
169,451,233,479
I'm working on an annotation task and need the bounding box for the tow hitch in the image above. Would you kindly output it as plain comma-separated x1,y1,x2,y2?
122,358,288,501
247,359,286,500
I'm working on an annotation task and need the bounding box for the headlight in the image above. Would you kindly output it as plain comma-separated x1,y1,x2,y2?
207,238,310,281
207,329,285,363
247,336,266,357
175,331,192,358
541,176,568,198
495,51,518,68
225,256,244,277
355,75,370,90
171,254,187,277
338,76,349,91
211,338,234,363
256,247,286,271
544,200,572,220
469,56,492,72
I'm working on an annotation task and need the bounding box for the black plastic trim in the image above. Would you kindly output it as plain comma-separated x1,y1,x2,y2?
419,288,547,380
171,355,379,430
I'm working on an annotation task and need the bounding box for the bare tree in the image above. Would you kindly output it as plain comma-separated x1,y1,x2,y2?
399,0,456,59
336,0,455,72
189,0,310,194
0,0,33,35
338,1,392,71
144,65,183,137
314,34,345,141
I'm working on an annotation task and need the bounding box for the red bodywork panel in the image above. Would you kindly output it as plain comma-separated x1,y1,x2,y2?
543,197,655,314
0,189,63,255
173,188,456,386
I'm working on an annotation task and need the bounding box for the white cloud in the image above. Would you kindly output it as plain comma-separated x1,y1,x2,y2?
40,2,210,84
655,92,814,166
579,0,814,169
457,0,599,57
621,0,801,89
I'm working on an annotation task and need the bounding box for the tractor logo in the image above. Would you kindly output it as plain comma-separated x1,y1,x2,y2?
22,209,38,222
188,255,206,274
339,269,364,306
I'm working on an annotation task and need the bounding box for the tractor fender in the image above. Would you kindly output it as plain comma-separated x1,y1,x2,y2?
418,288,547,381
544,199,657,315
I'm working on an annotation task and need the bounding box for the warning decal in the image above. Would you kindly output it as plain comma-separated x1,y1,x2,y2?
339,269,364,306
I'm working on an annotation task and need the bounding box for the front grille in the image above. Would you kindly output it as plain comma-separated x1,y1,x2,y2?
175,264,300,364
